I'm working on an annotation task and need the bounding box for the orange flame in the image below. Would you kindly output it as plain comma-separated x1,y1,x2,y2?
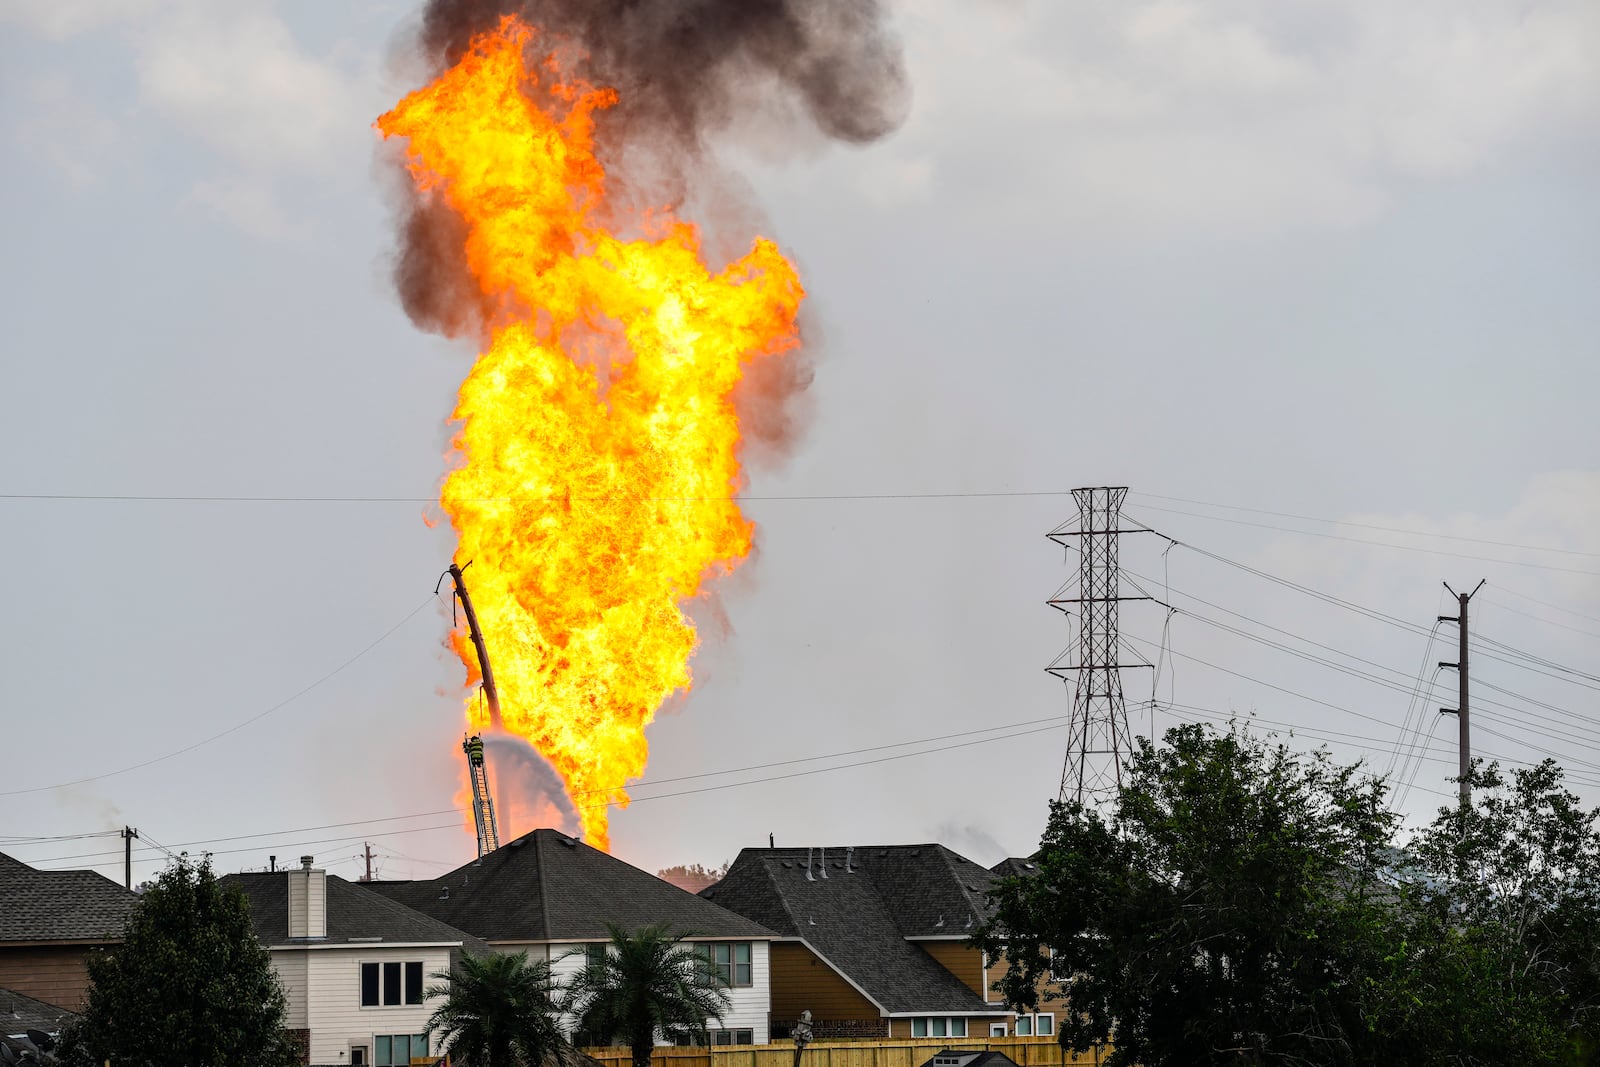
378,17,803,850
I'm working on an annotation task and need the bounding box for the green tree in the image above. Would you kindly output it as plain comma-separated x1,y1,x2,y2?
977,723,1399,1067
977,725,1600,1067
562,923,730,1067
424,951,568,1067
1400,759,1600,1065
76,854,297,1067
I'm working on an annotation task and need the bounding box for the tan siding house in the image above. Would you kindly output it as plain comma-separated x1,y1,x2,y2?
0,852,137,1013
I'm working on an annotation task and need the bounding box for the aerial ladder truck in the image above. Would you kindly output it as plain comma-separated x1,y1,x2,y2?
444,562,501,858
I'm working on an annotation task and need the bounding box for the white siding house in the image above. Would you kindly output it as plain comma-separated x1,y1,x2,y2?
367,829,779,1047
225,859,486,1067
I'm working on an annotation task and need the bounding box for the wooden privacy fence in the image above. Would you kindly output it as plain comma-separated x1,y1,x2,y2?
579,1036,1104,1067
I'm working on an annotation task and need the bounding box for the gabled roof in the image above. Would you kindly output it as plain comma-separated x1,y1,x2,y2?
366,829,774,944
0,852,138,943
0,986,79,1036
220,872,490,953
701,846,1005,1016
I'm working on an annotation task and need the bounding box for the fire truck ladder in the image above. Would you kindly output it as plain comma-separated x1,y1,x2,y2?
463,734,500,856
442,562,502,857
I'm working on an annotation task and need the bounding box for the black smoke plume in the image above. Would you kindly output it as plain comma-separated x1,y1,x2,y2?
387,0,909,337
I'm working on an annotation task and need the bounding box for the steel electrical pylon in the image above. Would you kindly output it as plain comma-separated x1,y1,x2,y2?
1048,487,1150,808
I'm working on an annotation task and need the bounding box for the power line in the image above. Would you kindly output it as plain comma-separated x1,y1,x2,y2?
1129,491,1600,559
1479,597,1600,641
0,593,438,797
19,714,1078,866
1125,505,1600,577
1487,582,1600,627
1132,523,1599,688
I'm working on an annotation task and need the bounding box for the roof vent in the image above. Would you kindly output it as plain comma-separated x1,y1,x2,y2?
845,847,856,873
347,936,382,943
439,887,450,901
560,834,578,848
510,836,527,848
934,915,945,928
781,860,792,869
808,916,816,926
300,855,314,871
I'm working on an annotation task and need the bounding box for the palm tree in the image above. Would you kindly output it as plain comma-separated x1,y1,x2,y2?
562,923,731,1067
425,950,568,1067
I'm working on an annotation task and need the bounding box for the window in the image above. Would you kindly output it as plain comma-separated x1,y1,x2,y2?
910,1018,966,1038
1035,1014,1054,1037
1015,1016,1032,1036
361,961,426,1008
373,1034,429,1066
700,942,752,987
712,1029,755,1045
990,1024,1008,1038
584,942,608,974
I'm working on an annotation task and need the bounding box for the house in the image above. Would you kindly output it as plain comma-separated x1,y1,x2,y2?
0,852,138,1012
701,845,1053,1040
222,856,489,1067
367,828,779,1045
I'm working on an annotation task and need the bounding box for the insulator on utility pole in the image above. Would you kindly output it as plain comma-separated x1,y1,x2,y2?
1437,579,1486,808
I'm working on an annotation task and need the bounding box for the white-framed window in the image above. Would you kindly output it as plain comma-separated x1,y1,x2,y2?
989,1024,1008,1038
1035,1014,1054,1037
698,942,753,987
360,961,425,1007
1015,1016,1032,1037
373,1033,428,1066
910,1018,967,1038
712,1029,755,1045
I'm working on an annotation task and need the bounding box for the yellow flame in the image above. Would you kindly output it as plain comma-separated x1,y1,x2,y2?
378,16,804,850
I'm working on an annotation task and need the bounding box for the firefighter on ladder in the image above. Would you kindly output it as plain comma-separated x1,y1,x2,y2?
465,735,485,766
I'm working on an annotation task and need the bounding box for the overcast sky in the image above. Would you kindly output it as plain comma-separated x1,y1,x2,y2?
3,0,1597,887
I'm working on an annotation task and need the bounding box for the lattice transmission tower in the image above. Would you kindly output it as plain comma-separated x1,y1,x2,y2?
1048,487,1151,807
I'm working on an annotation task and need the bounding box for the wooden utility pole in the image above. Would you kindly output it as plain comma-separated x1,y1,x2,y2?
446,562,502,727
121,826,138,889
361,842,374,882
1438,579,1486,808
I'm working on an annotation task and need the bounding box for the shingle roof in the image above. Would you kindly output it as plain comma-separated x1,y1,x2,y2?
700,845,1007,1016
0,986,79,1036
988,857,1040,880
219,872,490,953
0,852,137,943
366,829,774,943
918,1051,1020,1067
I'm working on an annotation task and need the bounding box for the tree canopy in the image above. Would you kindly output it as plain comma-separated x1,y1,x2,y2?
425,950,567,1067
72,854,298,1067
976,722,1600,1067
562,923,730,1067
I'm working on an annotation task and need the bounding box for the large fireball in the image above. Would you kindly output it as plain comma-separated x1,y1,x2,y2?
378,17,804,849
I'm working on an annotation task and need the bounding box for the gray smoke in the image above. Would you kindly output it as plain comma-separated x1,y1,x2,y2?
483,732,581,838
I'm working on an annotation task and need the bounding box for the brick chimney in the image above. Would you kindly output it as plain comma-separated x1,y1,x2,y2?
287,855,327,939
